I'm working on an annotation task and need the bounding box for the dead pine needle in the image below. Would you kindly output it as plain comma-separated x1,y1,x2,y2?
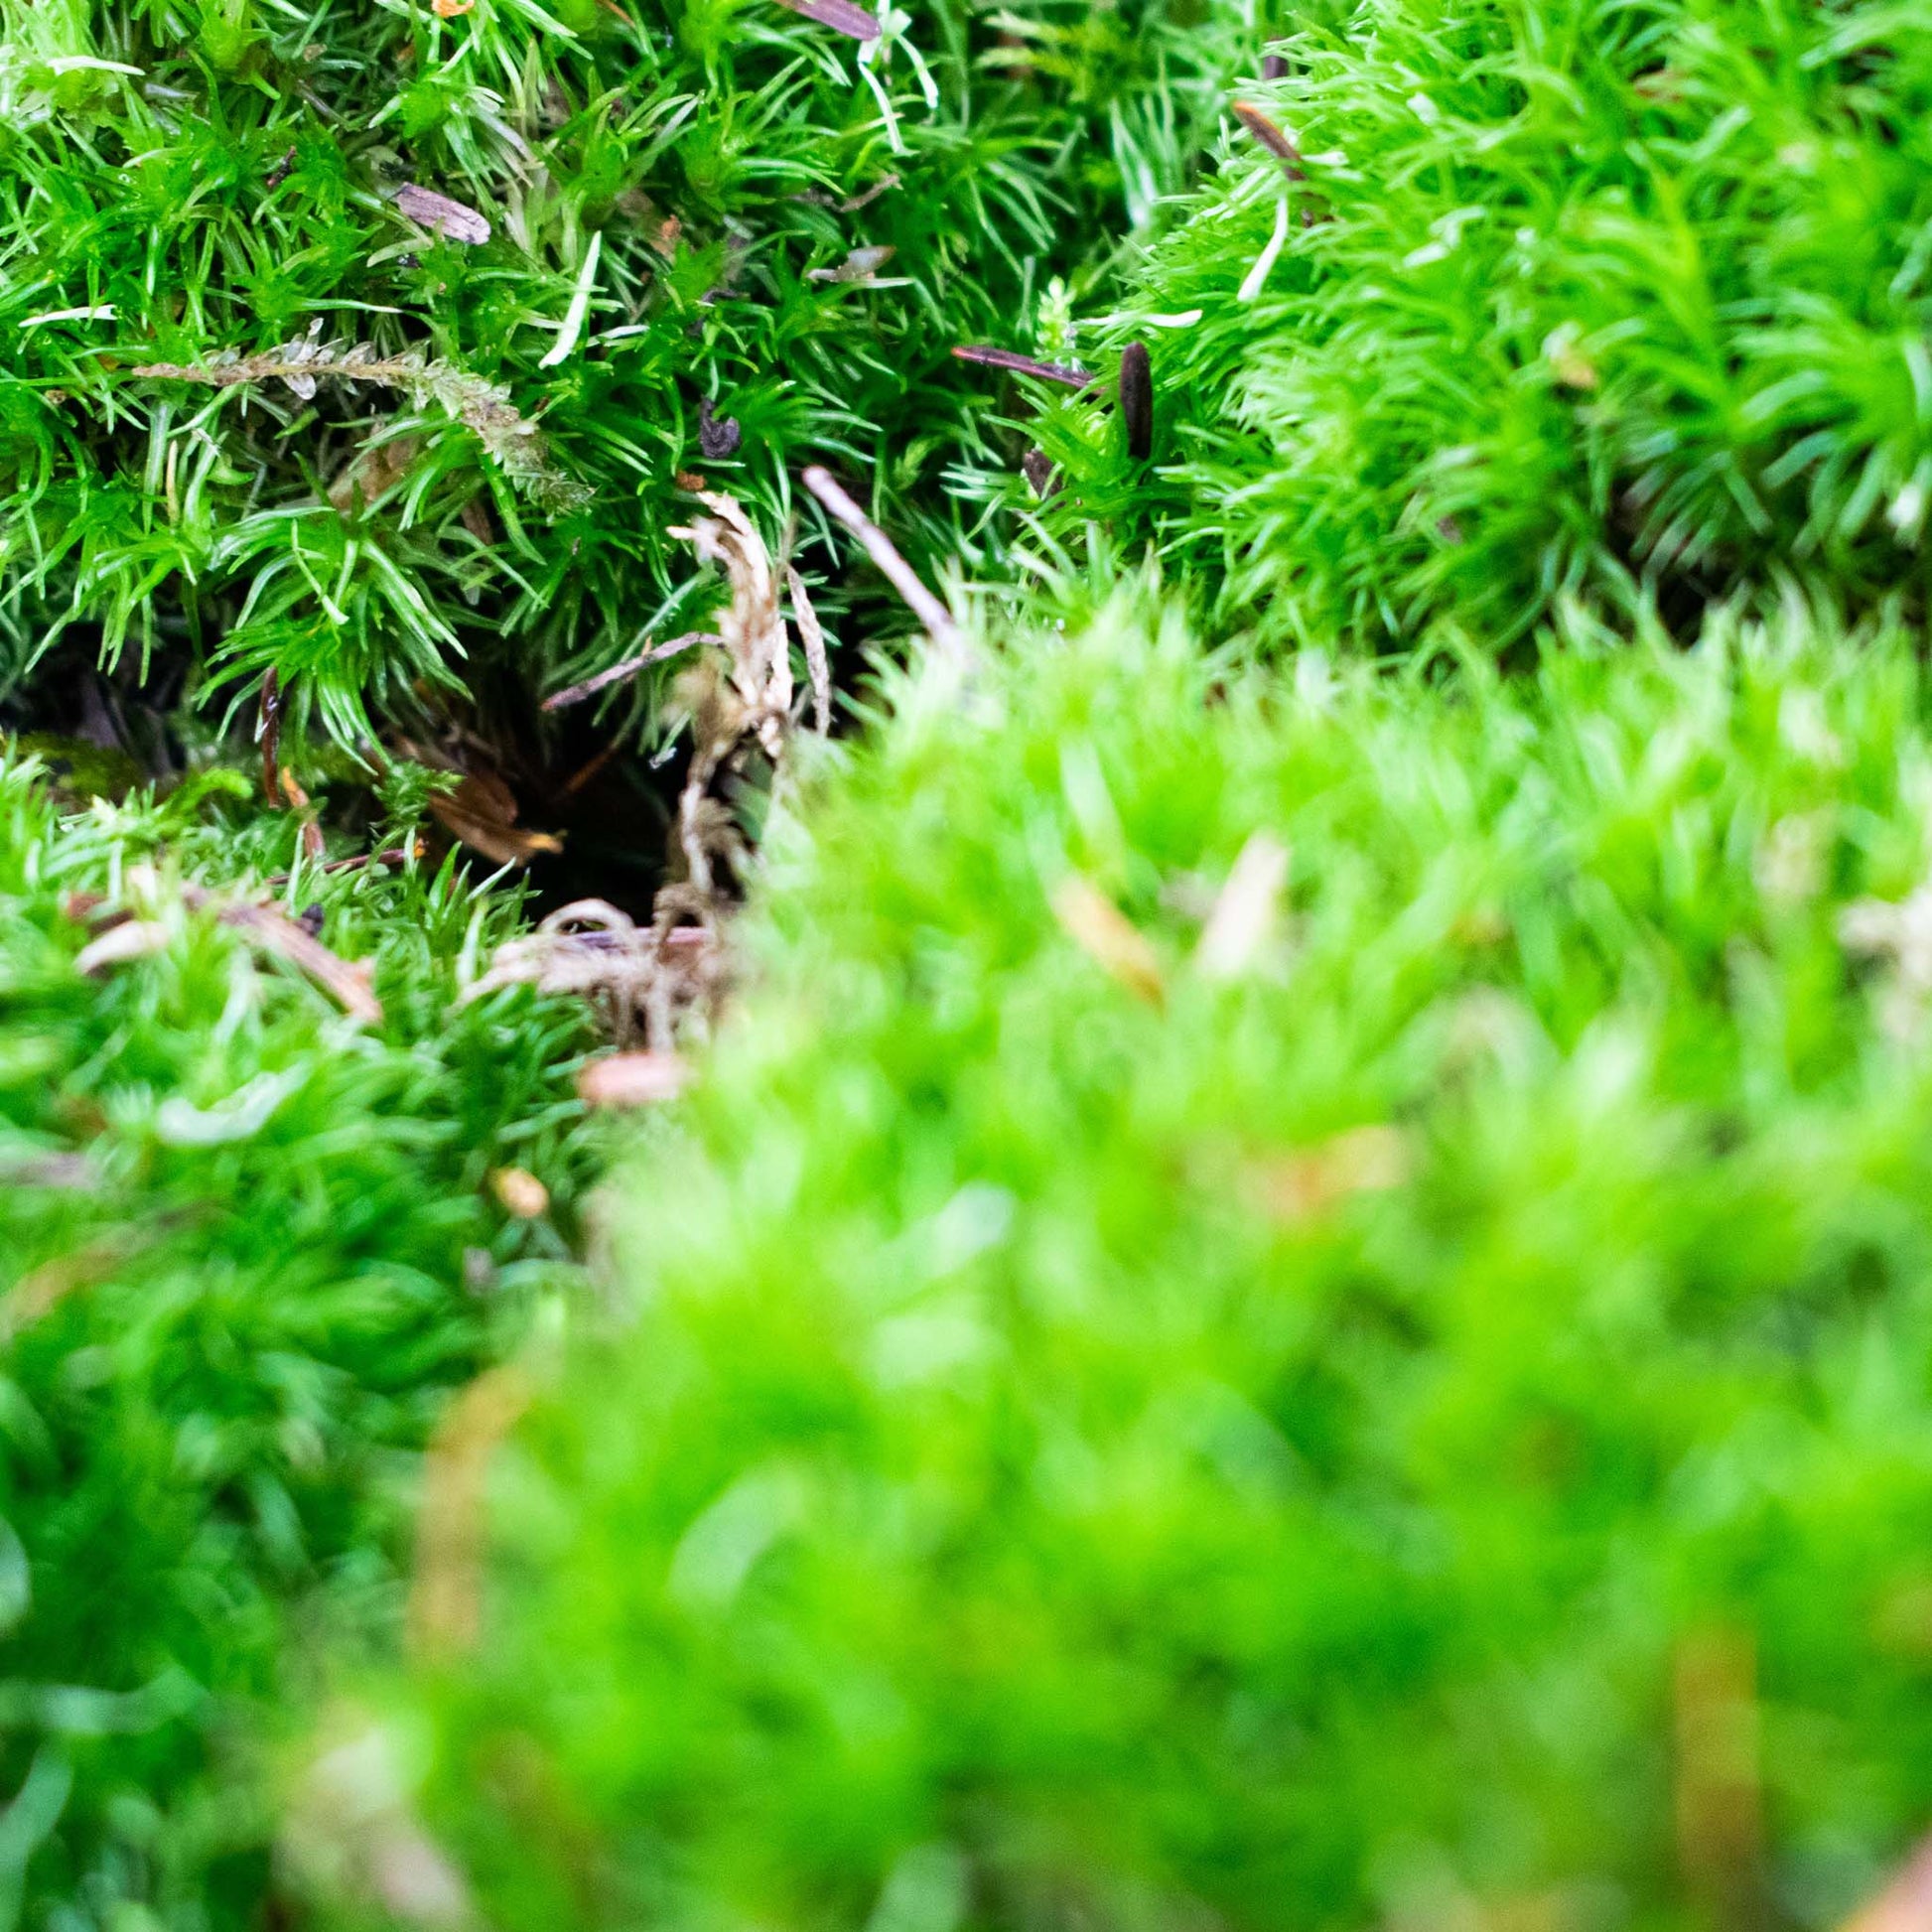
800,467,966,660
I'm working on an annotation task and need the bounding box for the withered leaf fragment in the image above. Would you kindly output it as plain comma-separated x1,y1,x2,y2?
428,770,563,867
1120,341,1154,462
774,0,880,38
393,184,491,245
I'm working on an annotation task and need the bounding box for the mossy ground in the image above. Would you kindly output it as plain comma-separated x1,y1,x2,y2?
6,0,1932,1923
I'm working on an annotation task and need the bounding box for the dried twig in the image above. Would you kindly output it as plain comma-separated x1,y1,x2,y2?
801,466,965,659
542,632,709,712
950,345,1097,390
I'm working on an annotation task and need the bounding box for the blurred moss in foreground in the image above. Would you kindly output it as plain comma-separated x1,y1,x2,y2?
327,599,1932,1932
0,761,595,1926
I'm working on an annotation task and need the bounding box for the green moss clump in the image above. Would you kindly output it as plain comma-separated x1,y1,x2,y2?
0,757,595,1925
335,599,1932,1931
0,0,1277,747
1001,0,1932,649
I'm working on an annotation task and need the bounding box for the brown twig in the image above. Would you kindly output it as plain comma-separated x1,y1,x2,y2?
951,345,1098,391
800,467,966,660
542,632,710,711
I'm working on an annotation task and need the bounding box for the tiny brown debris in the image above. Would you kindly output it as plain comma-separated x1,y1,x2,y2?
409,1366,530,1664
774,0,880,38
670,490,792,761
951,344,1097,391
577,1049,692,1107
3,1234,141,1339
697,395,743,460
1051,876,1165,1006
393,184,491,245
1021,447,1057,498
1243,1124,1409,1223
1120,341,1154,462
328,431,421,512
432,0,475,14
487,1167,549,1219
1232,100,1306,179
1839,1835,1932,1932
801,466,966,660
1674,1629,1765,1932
806,244,897,285
1261,52,1288,78
1194,833,1290,980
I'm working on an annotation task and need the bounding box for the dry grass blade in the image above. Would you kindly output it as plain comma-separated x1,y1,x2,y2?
1051,876,1165,1005
670,490,791,758
1120,342,1154,462
393,184,491,244
409,1366,530,1664
774,0,881,38
801,466,965,659
74,921,173,974
206,897,384,1026
1674,1629,1765,1932
787,566,832,735
460,899,720,1049
1194,833,1289,979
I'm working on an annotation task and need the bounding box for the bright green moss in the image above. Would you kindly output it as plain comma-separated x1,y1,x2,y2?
0,0,1278,748
343,598,1932,1932
0,758,597,1925
995,0,1932,650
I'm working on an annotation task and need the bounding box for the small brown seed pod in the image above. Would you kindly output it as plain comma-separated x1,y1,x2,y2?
1120,342,1153,463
